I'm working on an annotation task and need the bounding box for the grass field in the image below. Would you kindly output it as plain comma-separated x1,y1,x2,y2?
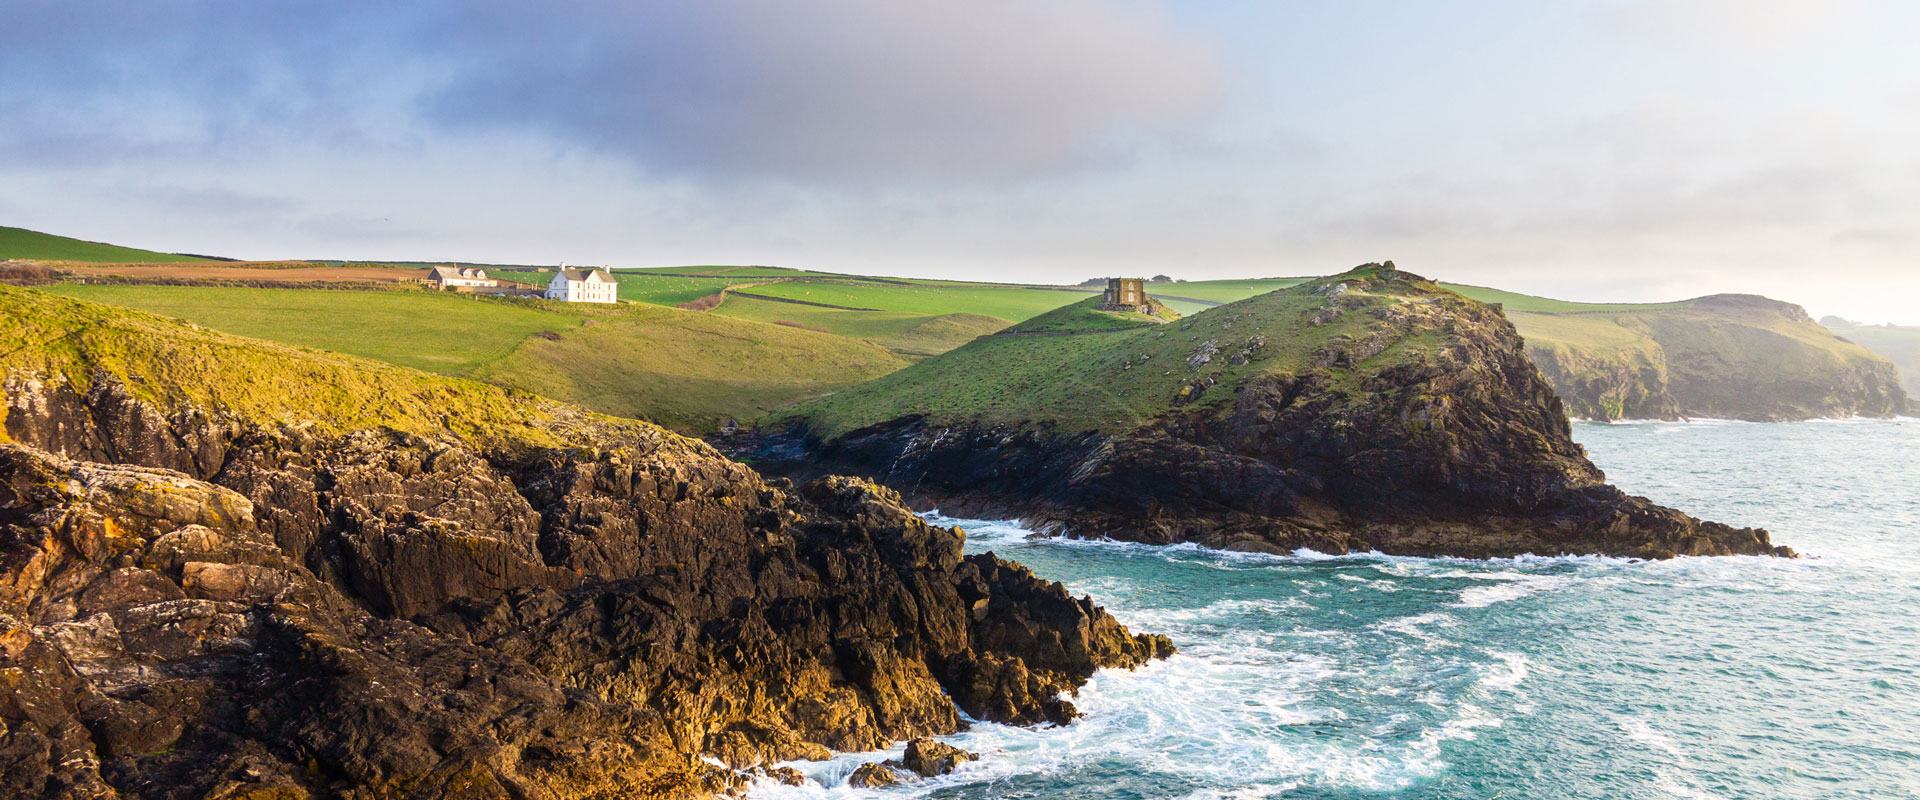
467,303,904,431
1003,295,1180,332
35,284,906,432
711,294,1011,357
1150,278,1308,304
34,230,1899,428
1,226,208,263
0,286,586,449
485,269,748,306
622,265,856,279
737,280,1093,318
43,285,561,373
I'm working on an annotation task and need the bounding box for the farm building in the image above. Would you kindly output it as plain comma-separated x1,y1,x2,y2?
425,266,496,290
546,267,618,303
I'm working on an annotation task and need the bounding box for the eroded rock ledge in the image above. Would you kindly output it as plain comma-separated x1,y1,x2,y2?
0,378,1169,799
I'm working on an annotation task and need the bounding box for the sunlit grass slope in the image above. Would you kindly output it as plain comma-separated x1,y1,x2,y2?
711,294,1011,357
0,285,581,448
35,284,906,433
0,225,208,263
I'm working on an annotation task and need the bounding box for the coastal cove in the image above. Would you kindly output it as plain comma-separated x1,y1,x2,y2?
752,419,1920,799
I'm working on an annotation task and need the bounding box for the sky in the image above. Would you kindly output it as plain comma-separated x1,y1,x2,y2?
2,0,1917,323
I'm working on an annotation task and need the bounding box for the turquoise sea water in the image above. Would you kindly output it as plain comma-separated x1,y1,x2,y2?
754,419,1920,799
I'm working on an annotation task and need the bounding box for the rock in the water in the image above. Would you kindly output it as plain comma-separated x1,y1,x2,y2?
848,762,900,787
902,737,979,777
757,766,807,786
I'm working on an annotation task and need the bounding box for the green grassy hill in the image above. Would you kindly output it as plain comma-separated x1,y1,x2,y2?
38,284,905,433
1108,279,1905,420
783,265,1434,439
0,286,589,449
710,294,1010,357
1000,295,1180,333
1511,295,1905,420
573,267,1103,359
29,243,1901,422
1822,317,1920,397
42,286,564,373
0,225,209,263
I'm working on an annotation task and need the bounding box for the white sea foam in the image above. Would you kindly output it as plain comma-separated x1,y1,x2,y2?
1475,652,1531,693
748,514,1694,798
746,613,1515,798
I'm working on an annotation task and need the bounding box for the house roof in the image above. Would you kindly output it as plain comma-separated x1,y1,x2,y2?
427,266,488,281
558,267,612,282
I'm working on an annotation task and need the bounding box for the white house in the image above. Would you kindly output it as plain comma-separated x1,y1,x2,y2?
545,267,618,303
425,266,496,289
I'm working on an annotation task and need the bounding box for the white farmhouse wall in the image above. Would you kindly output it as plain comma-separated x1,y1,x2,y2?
545,269,618,303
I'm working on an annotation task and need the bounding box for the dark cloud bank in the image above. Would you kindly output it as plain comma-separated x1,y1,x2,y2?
2,0,1224,184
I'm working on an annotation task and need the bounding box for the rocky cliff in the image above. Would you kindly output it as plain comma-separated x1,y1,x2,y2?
1516,295,1909,421
749,265,1788,560
0,286,1169,799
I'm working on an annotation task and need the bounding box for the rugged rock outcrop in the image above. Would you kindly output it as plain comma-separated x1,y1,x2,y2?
0,374,1170,798
747,266,1790,560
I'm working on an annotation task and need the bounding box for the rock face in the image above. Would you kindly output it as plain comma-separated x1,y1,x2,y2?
1519,295,1910,422
0,376,1170,799
749,266,1790,560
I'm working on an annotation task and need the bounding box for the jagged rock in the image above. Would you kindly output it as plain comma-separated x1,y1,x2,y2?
0,375,1171,799
746,266,1789,559
902,737,978,776
847,762,899,788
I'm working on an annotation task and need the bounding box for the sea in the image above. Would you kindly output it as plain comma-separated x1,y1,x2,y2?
751,419,1920,799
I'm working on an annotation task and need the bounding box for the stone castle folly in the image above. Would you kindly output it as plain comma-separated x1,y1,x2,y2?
1103,277,1148,312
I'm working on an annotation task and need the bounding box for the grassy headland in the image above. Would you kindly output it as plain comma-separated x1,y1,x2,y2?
0,285,584,448
1821,317,1920,397
0,225,209,263
782,265,1438,439
37,284,905,432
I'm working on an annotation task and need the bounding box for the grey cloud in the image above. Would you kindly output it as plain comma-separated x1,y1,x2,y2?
0,2,430,150
426,1,1225,183
1,1,1223,187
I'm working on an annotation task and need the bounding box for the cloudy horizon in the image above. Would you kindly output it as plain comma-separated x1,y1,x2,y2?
3,0,1917,323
